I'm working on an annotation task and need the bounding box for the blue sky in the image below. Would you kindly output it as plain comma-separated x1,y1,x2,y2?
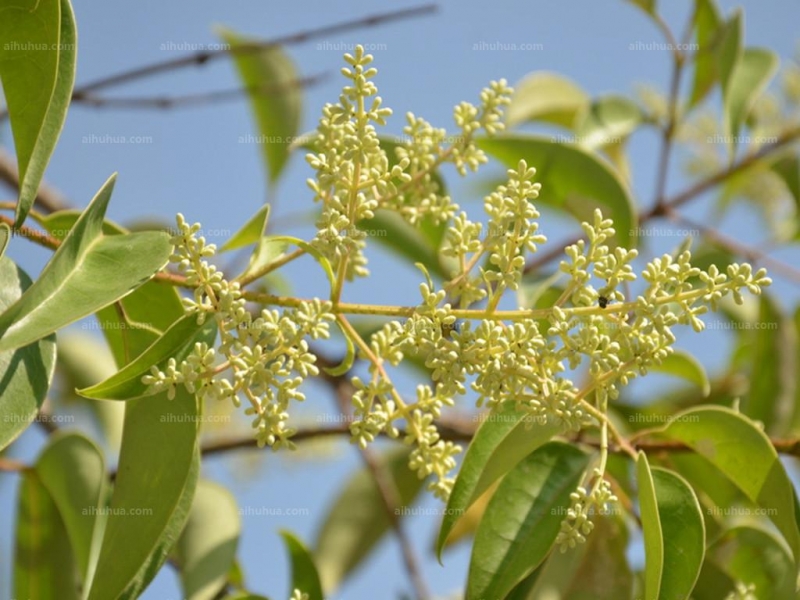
2,0,800,598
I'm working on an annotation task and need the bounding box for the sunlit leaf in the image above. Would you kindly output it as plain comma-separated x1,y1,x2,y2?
221,204,271,252
506,72,589,129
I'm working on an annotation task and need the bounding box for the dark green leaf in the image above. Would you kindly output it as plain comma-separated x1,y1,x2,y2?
466,442,590,600
281,531,324,600
689,0,723,107
637,453,664,600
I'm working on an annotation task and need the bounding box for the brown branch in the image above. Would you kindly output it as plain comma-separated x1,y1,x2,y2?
0,149,70,214
73,73,329,111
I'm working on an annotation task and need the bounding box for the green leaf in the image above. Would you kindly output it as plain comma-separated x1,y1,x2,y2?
650,465,706,600
625,0,657,16
218,28,301,186
707,525,795,599
35,432,107,586
506,72,589,129
0,222,10,258
437,403,565,559
689,0,723,108
0,174,173,352
0,257,57,450
466,442,590,600
771,154,800,211
574,95,644,150
314,448,426,593
14,470,80,599
478,135,637,249
512,513,633,600
0,0,77,226
658,406,800,564
637,453,664,600
86,322,216,599
221,204,271,252
78,313,215,401
651,349,711,396
281,531,324,600
725,47,779,144
33,209,127,240
174,480,241,600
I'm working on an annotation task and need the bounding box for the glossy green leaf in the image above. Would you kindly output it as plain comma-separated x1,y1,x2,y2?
86,322,216,599
78,313,214,401
506,72,589,129
637,453,663,600
512,514,633,600
574,95,643,150
707,525,795,599
314,448,426,592
466,442,590,600
0,0,77,226
35,432,107,586
689,0,723,107
175,480,241,600
281,531,324,600
725,47,779,143
651,349,711,396
478,135,637,249
221,204,271,252
0,174,173,352
437,402,565,559
652,467,705,600
218,28,301,186
14,470,80,600
0,222,10,258
0,257,57,450
658,406,800,563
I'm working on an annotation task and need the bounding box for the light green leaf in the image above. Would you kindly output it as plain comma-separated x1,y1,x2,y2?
0,222,10,258
78,313,214,401
0,257,57,450
651,349,711,396
33,209,127,240
466,442,590,600
574,96,644,150
478,135,637,249
86,322,216,599
651,466,706,600
220,204,271,252
35,432,107,587
725,48,779,144
14,470,80,600
689,0,723,108
175,480,241,600
637,453,663,600
218,28,301,186
625,0,657,16
281,531,324,600
437,403,565,559
314,448,426,593
707,525,795,599
0,174,173,352
658,406,800,564
0,0,77,226
506,72,589,129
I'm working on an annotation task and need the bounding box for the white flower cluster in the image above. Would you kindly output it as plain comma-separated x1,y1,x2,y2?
143,214,335,449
